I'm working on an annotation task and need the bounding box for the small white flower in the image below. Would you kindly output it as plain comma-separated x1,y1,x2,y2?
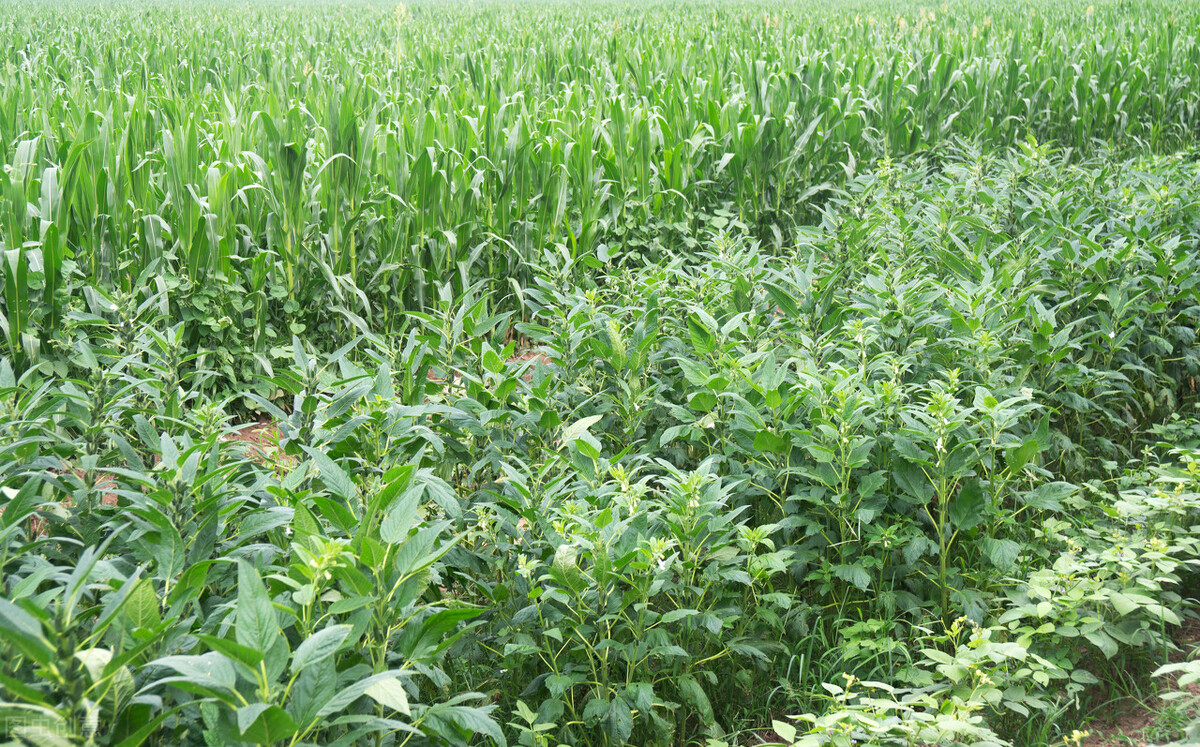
936,437,944,453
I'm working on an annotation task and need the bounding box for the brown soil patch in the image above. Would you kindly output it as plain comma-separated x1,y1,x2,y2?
1081,619,1200,746
14,422,288,539
64,469,119,505
1081,709,1165,747
18,468,119,538
512,350,553,382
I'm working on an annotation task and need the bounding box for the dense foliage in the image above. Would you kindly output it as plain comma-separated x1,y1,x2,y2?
3,0,1200,400
2,1,1200,746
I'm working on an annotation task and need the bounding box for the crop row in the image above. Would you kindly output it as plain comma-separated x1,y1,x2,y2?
2,0,1200,385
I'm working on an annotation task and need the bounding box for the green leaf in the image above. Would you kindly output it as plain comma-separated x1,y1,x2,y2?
237,703,272,735
546,673,582,698
430,703,507,746
1109,592,1139,617
659,424,690,447
364,677,411,716
773,720,798,743
112,704,187,747
292,503,322,546
688,391,717,412
1006,438,1040,472
301,445,357,501
10,720,76,747
234,561,284,658
752,428,788,454
677,674,714,722
149,652,237,697
291,624,351,675
379,484,421,544
833,564,870,590
660,609,699,624
602,697,633,745
0,598,53,666
949,480,986,531
677,357,710,387
1023,481,1075,511
687,313,718,356
1084,629,1118,659
979,538,1020,569
765,283,799,318
482,347,505,374
561,415,602,447
236,703,297,743
122,578,162,630
194,634,264,673
287,661,338,730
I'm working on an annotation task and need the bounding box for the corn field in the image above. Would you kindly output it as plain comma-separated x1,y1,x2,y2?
2,0,1200,380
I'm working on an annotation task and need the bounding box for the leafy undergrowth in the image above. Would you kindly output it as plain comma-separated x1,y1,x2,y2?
2,144,1200,745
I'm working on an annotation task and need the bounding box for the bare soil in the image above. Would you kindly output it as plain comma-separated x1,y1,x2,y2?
1081,620,1200,746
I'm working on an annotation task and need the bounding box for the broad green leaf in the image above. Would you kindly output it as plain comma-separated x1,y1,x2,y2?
949,480,986,531
833,564,870,590
687,313,718,356
979,538,1020,569
677,674,714,722
561,415,602,446
123,578,162,630
237,703,297,743
753,428,788,454
602,697,633,745
291,624,352,675
1006,438,1040,472
660,609,699,624
301,446,357,502
234,561,285,659
364,677,411,716
1023,481,1075,511
1109,592,1138,617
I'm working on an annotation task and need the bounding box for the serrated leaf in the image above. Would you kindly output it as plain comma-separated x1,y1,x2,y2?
979,537,1020,570
1023,481,1075,511
833,564,870,590
949,480,986,531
